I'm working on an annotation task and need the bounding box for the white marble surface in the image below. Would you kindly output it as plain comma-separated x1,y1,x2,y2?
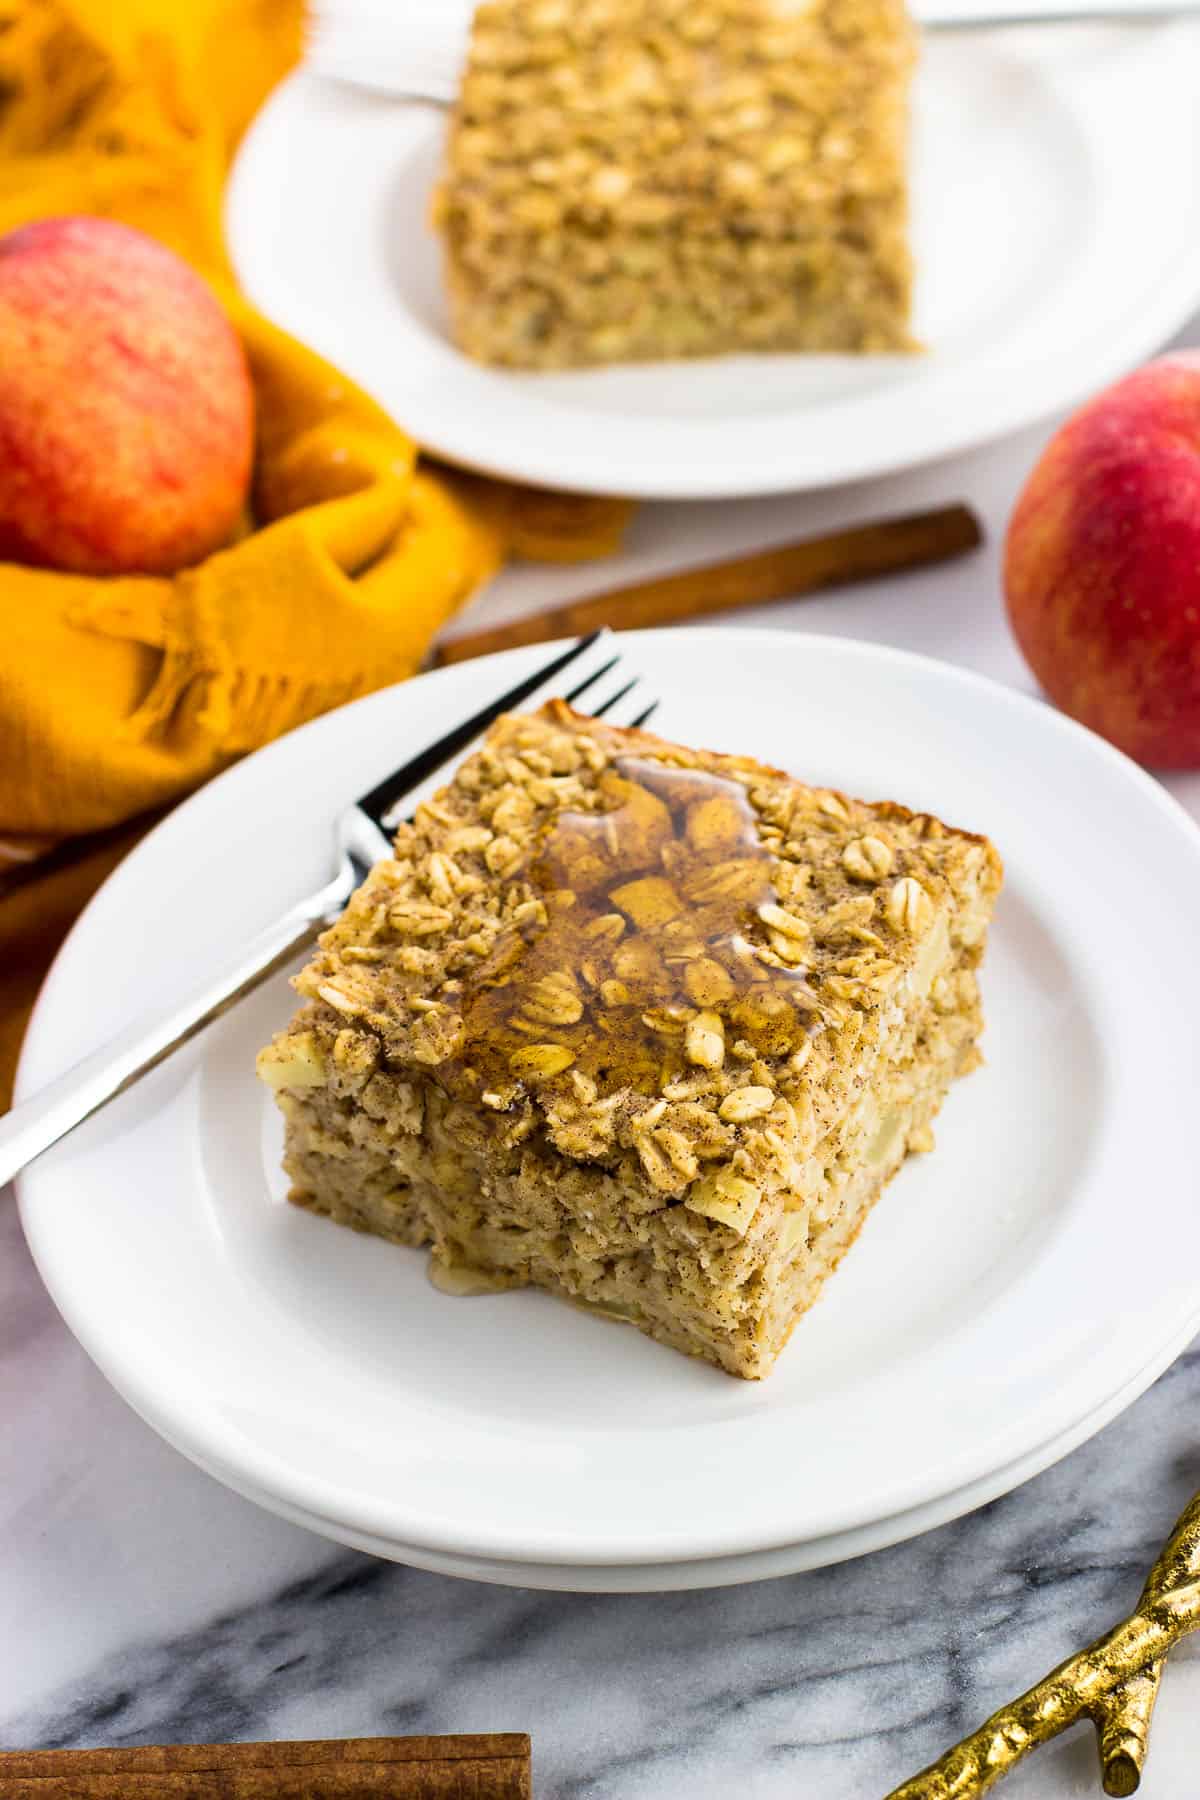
3,316,1200,1798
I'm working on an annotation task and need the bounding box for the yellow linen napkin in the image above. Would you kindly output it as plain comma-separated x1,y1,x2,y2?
0,0,631,1109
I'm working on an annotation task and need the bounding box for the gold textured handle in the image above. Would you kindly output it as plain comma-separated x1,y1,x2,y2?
885,1491,1200,1800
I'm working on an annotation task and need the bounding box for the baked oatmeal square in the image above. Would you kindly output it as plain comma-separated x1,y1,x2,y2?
434,0,918,368
258,703,1001,1379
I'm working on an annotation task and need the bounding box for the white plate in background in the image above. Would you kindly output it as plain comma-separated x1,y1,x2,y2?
16,631,1200,1587
226,25,1200,498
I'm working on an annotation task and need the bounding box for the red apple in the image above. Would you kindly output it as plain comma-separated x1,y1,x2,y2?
1005,353,1200,768
0,216,253,576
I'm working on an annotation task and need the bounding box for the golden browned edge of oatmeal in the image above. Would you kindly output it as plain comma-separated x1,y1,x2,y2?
433,0,918,368
259,701,1002,1379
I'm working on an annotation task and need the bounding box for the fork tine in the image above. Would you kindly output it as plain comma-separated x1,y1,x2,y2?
350,630,658,862
586,684,662,734
565,653,621,705
359,628,615,832
585,674,643,719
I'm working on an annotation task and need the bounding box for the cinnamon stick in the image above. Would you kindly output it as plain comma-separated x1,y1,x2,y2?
435,502,982,665
0,1734,531,1799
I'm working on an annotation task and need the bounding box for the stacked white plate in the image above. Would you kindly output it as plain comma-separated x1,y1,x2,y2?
16,633,1200,1589
226,20,1200,499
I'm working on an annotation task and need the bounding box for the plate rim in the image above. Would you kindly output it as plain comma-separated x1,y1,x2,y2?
16,628,1200,1572
224,33,1200,500
114,1306,1197,1591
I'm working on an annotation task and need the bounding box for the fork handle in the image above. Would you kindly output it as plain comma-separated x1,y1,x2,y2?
0,870,351,1193
926,4,1197,20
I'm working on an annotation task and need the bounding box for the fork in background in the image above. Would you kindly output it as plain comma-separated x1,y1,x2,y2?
0,628,657,1189
305,0,1200,103
306,0,470,103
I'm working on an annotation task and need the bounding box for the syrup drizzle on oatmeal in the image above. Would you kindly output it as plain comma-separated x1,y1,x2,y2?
455,758,820,1100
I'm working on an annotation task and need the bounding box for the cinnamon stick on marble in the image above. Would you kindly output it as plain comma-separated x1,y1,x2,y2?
0,1734,532,1799
435,503,982,665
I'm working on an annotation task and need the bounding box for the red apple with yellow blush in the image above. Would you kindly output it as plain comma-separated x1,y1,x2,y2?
1005,353,1200,768
0,216,253,577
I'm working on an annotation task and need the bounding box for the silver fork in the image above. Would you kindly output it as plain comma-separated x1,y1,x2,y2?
0,630,657,1190
305,0,1200,102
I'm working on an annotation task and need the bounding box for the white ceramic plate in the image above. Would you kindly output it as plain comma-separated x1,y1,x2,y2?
16,631,1200,1587
225,25,1200,500
165,1305,1198,1592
